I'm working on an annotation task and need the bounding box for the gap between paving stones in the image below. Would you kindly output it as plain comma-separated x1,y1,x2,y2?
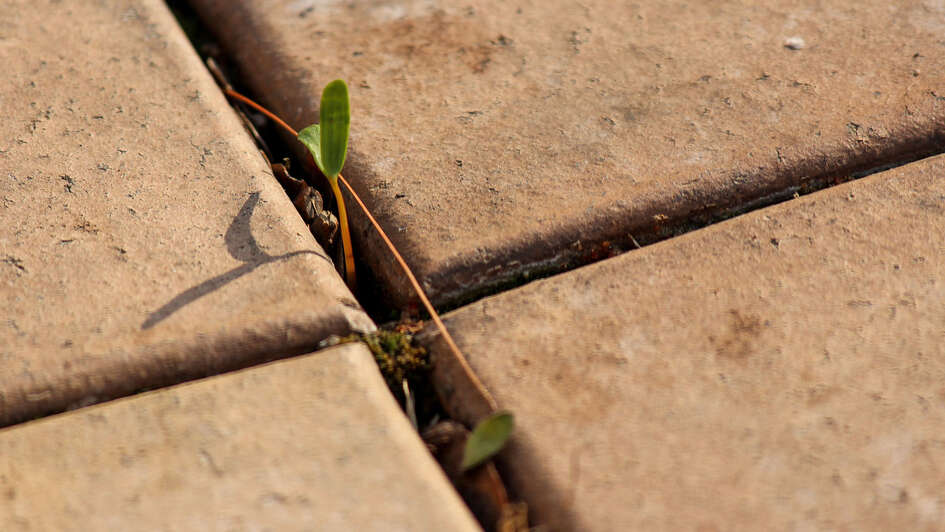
162,3,443,415
164,0,397,321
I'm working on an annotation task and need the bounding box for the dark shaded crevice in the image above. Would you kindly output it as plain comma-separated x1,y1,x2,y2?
427,132,945,314
2,314,357,428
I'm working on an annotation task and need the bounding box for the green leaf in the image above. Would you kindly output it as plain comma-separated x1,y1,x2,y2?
296,79,350,180
319,79,350,179
297,123,323,174
461,410,514,471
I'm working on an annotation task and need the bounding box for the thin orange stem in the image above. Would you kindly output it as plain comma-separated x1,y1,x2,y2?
225,89,298,137
338,173,496,409
329,177,357,288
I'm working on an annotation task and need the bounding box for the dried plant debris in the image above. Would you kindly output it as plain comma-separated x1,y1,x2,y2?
270,160,338,248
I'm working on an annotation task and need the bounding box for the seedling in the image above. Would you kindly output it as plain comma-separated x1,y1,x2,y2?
224,82,356,287
297,80,355,288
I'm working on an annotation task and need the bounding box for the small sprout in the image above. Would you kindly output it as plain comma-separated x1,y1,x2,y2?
298,79,350,180
298,79,356,288
462,410,515,471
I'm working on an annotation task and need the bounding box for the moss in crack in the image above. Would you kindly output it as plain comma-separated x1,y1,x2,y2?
364,329,429,397
335,324,440,425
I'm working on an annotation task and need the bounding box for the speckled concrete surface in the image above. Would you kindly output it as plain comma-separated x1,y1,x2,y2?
424,154,945,530
0,343,481,532
0,0,373,426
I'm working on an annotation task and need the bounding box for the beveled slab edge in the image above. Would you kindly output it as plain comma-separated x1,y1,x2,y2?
1,310,372,428
388,119,945,309
0,343,482,531
418,328,579,530
420,330,498,429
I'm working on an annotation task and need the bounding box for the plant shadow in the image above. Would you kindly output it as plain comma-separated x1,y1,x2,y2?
142,192,327,330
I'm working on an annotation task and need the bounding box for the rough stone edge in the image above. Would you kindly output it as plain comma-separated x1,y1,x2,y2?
2,310,373,428
0,342,482,532
418,331,496,430
400,118,945,309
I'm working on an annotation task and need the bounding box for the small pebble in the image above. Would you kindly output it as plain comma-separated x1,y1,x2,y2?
784,37,805,50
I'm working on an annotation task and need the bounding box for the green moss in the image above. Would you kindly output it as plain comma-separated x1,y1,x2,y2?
339,328,431,405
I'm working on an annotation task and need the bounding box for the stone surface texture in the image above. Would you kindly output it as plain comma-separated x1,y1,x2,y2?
0,0,373,426
0,343,481,531
190,0,945,306
422,155,945,531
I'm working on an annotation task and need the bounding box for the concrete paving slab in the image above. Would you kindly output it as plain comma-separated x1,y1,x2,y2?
422,154,945,530
190,0,945,306
0,0,373,426
0,343,481,531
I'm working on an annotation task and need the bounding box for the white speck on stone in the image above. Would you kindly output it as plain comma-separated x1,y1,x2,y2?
784,37,805,50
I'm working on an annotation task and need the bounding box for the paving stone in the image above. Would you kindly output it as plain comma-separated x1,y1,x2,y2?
0,343,480,531
422,155,945,530
190,0,945,306
0,0,373,426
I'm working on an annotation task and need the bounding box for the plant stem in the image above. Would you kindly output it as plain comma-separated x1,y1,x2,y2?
225,88,356,288
224,89,298,138
329,176,357,288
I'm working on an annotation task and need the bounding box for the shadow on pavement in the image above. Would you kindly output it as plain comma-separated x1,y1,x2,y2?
142,192,327,330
